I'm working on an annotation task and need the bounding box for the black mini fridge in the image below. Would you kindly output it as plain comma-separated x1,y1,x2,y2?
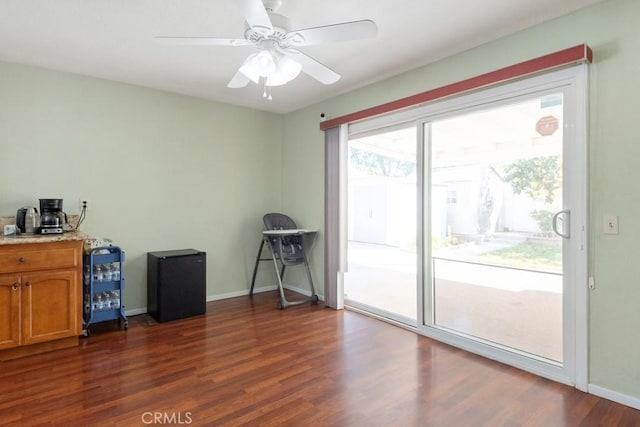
147,249,206,322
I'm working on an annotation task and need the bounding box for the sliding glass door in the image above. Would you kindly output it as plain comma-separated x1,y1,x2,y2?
426,94,565,361
420,67,587,385
337,65,586,387
344,124,417,325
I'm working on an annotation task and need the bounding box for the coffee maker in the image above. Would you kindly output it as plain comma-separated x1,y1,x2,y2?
39,198,67,234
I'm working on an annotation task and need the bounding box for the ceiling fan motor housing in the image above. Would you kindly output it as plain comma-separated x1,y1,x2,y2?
245,12,292,46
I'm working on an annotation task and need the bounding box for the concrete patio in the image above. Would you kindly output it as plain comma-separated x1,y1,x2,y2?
344,242,562,362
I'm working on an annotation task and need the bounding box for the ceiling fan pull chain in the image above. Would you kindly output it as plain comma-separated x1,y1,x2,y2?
259,77,273,100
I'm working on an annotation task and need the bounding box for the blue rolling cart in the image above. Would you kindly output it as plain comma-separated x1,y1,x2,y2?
82,246,128,336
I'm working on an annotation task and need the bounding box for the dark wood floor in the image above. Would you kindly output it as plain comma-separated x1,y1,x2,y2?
1,291,639,426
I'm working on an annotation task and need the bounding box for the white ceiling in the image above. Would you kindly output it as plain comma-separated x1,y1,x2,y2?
0,0,605,114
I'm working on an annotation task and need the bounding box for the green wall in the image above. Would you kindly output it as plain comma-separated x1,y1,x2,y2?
282,0,640,401
0,61,283,310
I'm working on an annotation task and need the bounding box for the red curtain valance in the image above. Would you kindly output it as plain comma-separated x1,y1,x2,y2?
320,44,592,131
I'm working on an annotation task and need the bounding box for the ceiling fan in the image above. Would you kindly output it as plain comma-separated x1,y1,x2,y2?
155,0,378,98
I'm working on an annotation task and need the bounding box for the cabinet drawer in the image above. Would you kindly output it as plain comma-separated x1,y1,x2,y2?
0,242,80,273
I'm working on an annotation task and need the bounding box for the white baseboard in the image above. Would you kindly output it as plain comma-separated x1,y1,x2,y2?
124,285,281,316
206,285,277,302
283,284,325,301
283,284,310,296
589,384,640,411
124,307,147,316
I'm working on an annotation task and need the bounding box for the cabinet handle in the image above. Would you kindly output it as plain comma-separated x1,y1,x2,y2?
24,281,30,287
12,283,19,290
18,257,25,263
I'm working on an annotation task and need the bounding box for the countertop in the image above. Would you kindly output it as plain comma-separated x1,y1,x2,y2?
0,230,89,246
0,214,88,245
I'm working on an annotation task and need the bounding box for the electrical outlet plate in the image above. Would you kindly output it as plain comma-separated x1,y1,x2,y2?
603,214,618,234
79,198,89,212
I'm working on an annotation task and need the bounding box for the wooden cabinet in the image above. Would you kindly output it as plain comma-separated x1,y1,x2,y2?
0,274,21,350
0,240,82,359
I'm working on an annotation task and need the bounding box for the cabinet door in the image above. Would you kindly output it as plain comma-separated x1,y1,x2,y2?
0,275,21,350
21,270,79,344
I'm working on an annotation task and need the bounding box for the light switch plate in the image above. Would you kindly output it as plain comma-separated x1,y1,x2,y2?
603,214,619,235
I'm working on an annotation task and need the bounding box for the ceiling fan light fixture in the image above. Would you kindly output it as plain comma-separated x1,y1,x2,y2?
266,52,302,86
239,50,276,83
239,49,302,87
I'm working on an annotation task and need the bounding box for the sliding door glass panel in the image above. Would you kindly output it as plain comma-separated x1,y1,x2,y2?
344,125,417,324
428,94,564,362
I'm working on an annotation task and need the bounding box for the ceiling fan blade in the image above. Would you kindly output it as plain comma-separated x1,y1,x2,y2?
285,50,340,85
154,37,253,47
236,0,273,32
286,20,377,46
227,70,252,88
